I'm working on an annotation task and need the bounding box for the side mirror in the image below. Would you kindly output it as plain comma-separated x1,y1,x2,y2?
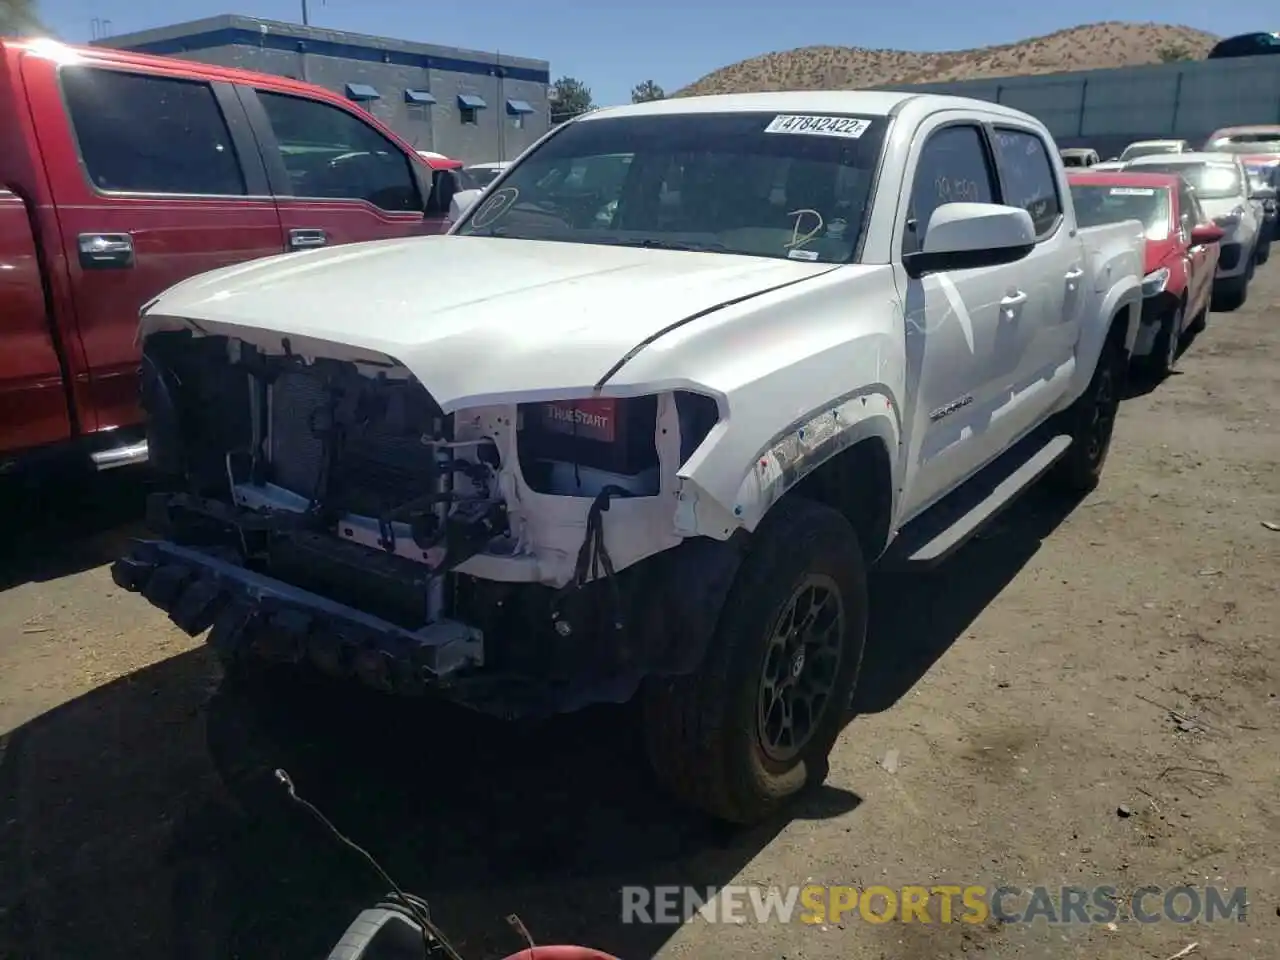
903,203,1037,279
448,188,483,224
1250,185,1277,201
1190,223,1225,245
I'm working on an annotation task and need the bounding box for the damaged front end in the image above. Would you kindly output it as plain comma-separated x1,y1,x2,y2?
113,327,738,717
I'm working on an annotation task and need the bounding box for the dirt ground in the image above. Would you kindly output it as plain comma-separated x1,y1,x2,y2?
2,265,1278,960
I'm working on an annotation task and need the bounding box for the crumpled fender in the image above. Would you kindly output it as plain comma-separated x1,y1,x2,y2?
674,387,902,539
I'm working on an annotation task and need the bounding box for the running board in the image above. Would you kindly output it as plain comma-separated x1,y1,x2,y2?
91,439,149,471
882,433,1073,570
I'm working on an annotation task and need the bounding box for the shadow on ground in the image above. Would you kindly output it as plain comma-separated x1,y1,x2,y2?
854,486,1082,715
0,466,153,591
0,651,856,960
0,484,1082,960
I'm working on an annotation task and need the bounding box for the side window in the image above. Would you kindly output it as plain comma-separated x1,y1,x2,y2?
991,127,1062,236
904,125,997,255
257,91,421,211
61,67,246,196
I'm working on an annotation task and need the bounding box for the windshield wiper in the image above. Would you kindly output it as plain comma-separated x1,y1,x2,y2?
603,238,730,253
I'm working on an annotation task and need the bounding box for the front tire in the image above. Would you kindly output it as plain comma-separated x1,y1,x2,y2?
1049,326,1124,494
642,498,867,825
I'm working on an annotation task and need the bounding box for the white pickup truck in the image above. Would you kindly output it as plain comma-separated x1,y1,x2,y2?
113,91,1144,824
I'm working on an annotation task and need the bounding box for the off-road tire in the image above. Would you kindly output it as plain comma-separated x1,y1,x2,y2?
1049,324,1125,495
1256,236,1271,265
641,497,868,825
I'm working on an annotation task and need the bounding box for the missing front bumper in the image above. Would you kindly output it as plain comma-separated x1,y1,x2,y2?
111,539,483,692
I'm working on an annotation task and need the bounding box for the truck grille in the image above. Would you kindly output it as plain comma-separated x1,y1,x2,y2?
269,366,439,515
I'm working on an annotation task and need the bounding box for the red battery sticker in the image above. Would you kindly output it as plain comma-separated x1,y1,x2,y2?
541,398,617,443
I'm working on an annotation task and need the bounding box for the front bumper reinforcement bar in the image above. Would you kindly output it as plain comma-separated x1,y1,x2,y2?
111,539,483,692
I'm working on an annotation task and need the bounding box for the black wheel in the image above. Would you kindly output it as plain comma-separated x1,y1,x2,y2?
642,497,867,825
1257,237,1271,265
1049,327,1124,494
1143,301,1184,379
1212,260,1252,312
1188,304,1208,335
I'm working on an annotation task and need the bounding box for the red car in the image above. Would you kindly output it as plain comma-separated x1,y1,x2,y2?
1,37,457,475
1068,171,1224,377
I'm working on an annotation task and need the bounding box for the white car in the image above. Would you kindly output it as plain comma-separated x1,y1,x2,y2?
1060,147,1101,168
463,161,512,188
115,91,1144,825
1119,139,1193,162
1123,152,1269,310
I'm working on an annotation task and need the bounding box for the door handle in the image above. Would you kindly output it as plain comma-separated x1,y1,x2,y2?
288,228,327,250
1064,267,1084,281
78,233,134,269
1000,290,1028,310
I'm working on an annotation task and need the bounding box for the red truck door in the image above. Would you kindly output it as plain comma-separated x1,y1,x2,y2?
235,85,431,251
0,189,72,458
21,55,283,435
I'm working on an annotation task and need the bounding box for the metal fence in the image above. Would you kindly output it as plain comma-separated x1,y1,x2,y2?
878,54,1280,154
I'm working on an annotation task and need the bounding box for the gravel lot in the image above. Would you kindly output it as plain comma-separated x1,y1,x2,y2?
2,264,1278,960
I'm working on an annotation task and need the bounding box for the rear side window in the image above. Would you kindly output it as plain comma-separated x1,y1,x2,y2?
991,128,1062,236
904,124,998,254
256,92,421,212
61,68,246,196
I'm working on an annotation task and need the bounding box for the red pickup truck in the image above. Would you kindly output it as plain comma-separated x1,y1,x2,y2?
1,37,464,474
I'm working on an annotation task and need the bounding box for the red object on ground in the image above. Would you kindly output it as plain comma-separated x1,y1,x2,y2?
501,949,622,960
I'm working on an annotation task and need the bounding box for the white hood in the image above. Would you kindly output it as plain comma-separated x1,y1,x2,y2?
143,235,834,410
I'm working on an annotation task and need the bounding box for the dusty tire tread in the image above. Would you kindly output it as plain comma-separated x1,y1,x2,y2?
642,497,867,824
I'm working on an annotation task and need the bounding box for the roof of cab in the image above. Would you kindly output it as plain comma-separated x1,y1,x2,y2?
1208,124,1280,137
578,90,1043,123
2,36,360,103
1126,151,1238,167
1067,170,1182,190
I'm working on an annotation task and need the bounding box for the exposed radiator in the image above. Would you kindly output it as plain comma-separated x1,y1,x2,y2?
270,368,329,497
268,367,439,514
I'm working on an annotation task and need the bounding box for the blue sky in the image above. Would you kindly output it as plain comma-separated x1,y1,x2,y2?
44,0,1255,107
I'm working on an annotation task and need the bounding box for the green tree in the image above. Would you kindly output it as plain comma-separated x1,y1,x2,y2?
549,76,593,123
0,0,46,35
631,79,666,103
1156,43,1194,63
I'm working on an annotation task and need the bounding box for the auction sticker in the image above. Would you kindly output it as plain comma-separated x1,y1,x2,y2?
1109,187,1156,196
764,115,870,139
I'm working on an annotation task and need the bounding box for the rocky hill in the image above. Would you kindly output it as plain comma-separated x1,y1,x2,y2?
676,22,1219,97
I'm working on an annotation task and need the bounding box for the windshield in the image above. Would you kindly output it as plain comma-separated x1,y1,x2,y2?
1206,133,1280,154
1133,162,1242,200
1070,184,1170,241
1061,153,1093,168
1120,143,1181,161
454,111,889,263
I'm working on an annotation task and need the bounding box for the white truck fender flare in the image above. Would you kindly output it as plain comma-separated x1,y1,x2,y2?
675,386,901,538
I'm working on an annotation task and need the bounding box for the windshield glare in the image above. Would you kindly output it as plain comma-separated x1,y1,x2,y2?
454,112,889,263
1070,184,1170,241
1121,144,1179,160
1134,162,1242,200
